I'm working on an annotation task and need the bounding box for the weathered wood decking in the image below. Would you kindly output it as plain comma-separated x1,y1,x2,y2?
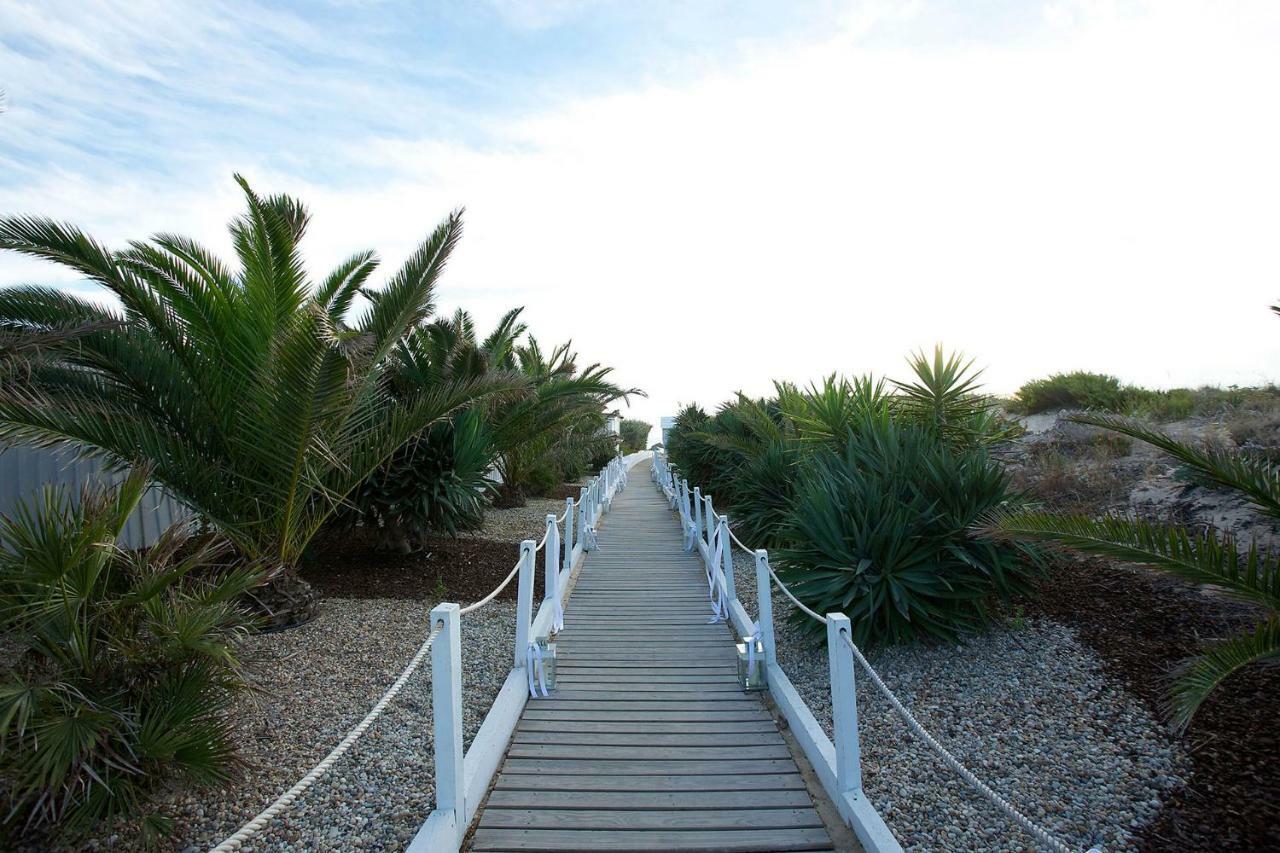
469,479,835,851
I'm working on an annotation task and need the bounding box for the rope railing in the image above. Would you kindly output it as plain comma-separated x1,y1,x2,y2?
837,631,1082,853
650,449,1099,853
459,558,523,616
211,623,445,852
213,453,632,853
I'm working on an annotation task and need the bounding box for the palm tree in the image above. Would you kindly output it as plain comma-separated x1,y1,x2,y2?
0,175,513,624
396,308,640,505
988,411,1280,728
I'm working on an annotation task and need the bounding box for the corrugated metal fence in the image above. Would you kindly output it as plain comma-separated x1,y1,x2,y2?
0,443,190,549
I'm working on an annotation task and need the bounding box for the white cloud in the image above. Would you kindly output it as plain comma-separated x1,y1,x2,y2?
3,0,1279,433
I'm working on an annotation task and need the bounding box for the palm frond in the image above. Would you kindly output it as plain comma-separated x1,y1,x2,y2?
985,509,1280,611
1168,618,1280,729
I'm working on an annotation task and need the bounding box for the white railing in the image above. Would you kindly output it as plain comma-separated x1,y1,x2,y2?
650,450,1098,853
212,455,631,853
408,454,630,851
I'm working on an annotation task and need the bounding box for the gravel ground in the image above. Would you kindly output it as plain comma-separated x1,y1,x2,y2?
85,598,518,852
466,495,576,543
725,547,1189,852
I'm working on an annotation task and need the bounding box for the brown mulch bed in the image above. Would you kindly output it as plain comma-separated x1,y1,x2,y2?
1023,558,1280,851
301,534,546,603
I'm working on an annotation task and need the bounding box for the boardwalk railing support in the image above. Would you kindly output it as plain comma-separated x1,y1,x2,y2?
409,603,465,849
514,540,535,668
562,497,575,574
652,450,902,853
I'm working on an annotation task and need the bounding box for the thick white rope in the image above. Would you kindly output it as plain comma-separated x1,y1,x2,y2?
459,557,522,615
839,631,1085,853
210,623,444,852
761,556,830,625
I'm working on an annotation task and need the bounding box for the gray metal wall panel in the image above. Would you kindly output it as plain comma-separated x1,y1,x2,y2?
0,443,190,549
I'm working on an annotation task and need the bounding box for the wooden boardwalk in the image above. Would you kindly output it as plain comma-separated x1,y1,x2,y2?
469,478,835,851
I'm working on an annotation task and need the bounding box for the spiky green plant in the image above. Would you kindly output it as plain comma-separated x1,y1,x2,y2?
0,469,259,842
0,176,515,621
777,414,1037,645
988,410,1280,728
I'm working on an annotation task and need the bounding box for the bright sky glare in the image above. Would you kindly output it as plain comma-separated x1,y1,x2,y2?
3,1,1279,442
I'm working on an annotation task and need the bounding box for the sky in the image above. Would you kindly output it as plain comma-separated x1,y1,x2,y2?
3,0,1279,444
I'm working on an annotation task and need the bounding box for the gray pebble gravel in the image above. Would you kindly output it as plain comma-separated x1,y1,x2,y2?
465,495,578,544
86,597,517,851
726,548,1188,852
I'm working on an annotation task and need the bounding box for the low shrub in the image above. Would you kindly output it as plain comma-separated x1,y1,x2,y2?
1011,371,1128,414
0,470,258,843
775,415,1039,646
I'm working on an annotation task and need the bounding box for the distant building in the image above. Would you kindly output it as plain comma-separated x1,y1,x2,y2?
660,415,676,447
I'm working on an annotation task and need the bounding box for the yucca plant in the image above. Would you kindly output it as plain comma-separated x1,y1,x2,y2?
777,414,1038,645
892,345,1023,448
987,410,1280,728
0,469,259,843
0,175,516,624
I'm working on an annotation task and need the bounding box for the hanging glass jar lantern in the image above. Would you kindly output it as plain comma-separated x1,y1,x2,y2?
736,635,766,691
527,634,557,697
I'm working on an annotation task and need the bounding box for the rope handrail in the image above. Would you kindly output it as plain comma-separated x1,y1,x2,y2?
838,630,1085,853
214,455,628,851
210,623,445,852
460,557,523,616
760,553,829,625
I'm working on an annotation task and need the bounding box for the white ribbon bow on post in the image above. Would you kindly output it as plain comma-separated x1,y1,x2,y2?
705,533,727,623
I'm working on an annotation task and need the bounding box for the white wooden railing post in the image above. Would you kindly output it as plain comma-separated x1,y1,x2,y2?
704,495,715,546
577,486,589,547
429,602,464,844
718,515,737,602
827,612,863,799
754,550,777,667
693,486,703,544
545,514,560,608
514,540,535,669
562,497,575,573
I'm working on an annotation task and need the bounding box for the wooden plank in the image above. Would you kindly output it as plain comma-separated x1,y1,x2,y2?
499,758,801,775
477,807,823,830
484,789,814,811
550,681,743,692
543,691,755,702
491,772,807,792
519,701,768,717
469,827,834,851
505,744,792,760
516,719,778,734
513,731,782,746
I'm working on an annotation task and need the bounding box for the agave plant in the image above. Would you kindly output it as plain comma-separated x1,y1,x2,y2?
777,413,1037,645
0,469,259,842
0,176,515,623
988,410,1280,728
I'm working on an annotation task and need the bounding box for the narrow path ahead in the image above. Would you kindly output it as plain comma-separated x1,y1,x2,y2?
469,477,834,851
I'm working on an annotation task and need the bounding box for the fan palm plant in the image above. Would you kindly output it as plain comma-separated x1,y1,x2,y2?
0,175,514,623
0,469,259,842
988,411,1280,728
